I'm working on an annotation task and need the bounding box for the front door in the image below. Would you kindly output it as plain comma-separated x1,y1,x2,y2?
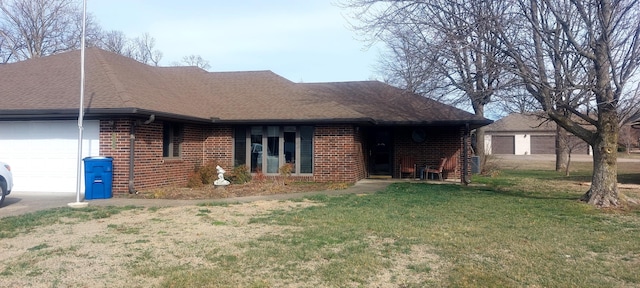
368,129,392,176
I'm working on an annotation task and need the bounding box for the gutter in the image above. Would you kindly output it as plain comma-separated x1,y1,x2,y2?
0,108,493,130
0,108,211,123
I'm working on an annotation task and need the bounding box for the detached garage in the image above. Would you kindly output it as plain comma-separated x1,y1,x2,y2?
0,120,99,192
484,113,591,155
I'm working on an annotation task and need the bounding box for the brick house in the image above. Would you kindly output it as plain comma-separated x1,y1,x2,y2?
0,48,491,194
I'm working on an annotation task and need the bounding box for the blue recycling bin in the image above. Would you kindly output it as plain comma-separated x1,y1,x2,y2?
83,157,113,200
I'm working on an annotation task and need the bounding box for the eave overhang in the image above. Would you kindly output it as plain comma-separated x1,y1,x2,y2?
0,108,493,129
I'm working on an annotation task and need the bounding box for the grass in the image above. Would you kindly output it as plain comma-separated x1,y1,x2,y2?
1,159,639,287
0,205,141,239
140,175,639,287
243,182,638,287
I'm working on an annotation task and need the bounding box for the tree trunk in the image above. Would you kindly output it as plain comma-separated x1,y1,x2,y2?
580,10,620,208
564,152,571,176
555,126,568,171
580,117,619,207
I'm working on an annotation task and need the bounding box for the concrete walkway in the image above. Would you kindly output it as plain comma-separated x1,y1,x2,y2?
0,179,403,218
494,154,640,163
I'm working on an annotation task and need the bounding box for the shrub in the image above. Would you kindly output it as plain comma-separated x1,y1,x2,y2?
198,160,219,185
480,155,501,177
279,163,294,176
277,163,295,185
230,165,251,184
186,160,222,188
187,171,204,188
253,168,266,182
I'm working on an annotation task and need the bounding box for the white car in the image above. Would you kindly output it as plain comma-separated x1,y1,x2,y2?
0,161,13,207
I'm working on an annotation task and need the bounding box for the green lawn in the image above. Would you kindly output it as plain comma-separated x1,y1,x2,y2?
1,169,639,287
237,181,639,287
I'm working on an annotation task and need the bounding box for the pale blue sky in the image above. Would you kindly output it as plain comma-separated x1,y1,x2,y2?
89,0,382,83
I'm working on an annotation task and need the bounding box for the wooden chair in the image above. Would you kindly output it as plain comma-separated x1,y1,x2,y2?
425,157,447,181
399,155,417,179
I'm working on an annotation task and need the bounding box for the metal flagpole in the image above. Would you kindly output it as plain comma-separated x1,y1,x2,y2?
69,0,89,208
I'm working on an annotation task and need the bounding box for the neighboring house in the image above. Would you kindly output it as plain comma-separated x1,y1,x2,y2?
0,48,492,194
484,113,591,155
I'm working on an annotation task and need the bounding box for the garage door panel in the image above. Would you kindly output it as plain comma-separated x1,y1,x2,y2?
531,135,555,154
0,120,100,193
492,136,515,154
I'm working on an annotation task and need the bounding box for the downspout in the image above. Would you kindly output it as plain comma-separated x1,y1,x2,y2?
128,121,136,194
128,115,155,194
463,123,471,185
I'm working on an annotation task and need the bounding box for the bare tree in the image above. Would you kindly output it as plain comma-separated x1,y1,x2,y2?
177,54,211,70
0,0,165,66
617,83,640,127
491,0,640,207
342,0,514,166
95,30,167,67
0,0,99,62
494,86,541,114
97,30,133,57
132,32,162,66
561,132,591,176
618,124,635,153
616,83,640,153
375,28,448,102
0,32,14,62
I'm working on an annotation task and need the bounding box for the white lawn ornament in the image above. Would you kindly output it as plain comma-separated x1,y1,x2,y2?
214,165,230,186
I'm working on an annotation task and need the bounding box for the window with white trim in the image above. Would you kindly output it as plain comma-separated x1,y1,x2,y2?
234,126,313,174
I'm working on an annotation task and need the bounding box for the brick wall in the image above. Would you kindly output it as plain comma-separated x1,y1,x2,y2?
100,120,369,194
99,119,133,194
203,125,234,168
313,124,365,183
99,119,469,193
100,119,209,194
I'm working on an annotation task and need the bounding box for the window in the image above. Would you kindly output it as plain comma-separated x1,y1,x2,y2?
234,127,246,166
163,123,183,158
234,126,313,174
283,126,296,173
300,126,313,173
266,126,280,173
250,126,262,173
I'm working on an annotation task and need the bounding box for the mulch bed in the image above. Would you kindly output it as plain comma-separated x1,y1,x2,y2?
118,181,350,200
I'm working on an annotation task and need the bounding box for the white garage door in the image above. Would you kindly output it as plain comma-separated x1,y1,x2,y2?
0,120,100,193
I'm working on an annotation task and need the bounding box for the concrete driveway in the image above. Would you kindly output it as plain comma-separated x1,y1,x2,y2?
0,179,395,219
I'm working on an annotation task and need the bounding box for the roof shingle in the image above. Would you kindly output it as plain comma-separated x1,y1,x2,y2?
484,113,555,132
0,48,491,127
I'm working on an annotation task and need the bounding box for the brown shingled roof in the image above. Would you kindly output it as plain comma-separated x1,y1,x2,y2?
300,81,489,126
0,48,491,127
484,113,556,132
